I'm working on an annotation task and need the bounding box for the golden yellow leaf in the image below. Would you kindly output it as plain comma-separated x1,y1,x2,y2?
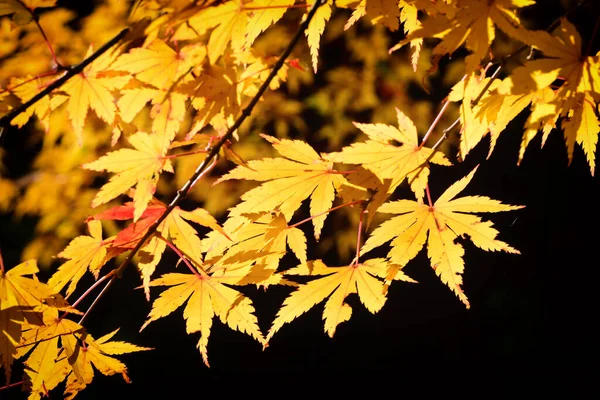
0,259,53,311
216,134,347,239
48,220,112,297
362,166,523,307
18,310,83,400
390,0,535,72
267,259,401,341
83,131,174,221
245,0,295,48
325,108,451,201
141,270,264,366
62,329,150,398
500,19,600,173
110,39,204,90
62,46,129,146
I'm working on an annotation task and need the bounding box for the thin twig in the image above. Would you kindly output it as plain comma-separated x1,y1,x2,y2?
287,200,364,229
0,28,129,131
76,0,328,324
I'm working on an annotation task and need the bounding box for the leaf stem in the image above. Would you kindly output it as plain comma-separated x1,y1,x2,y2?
164,149,208,159
287,200,364,229
0,28,129,130
425,184,434,207
0,380,24,392
32,15,64,70
156,234,206,279
77,272,116,325
352,209,366,266
418,98,451,150
69,273,113,310
74,0,328,323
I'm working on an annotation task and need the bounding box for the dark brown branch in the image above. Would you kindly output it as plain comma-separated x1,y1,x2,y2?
0,28,129,133
77,0,328,325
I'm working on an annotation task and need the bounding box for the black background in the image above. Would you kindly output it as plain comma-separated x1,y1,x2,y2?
1,0,599,397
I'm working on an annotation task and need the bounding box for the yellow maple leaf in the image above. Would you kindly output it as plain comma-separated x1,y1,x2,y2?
62,329,151,398
16,308,83,400
0,259,53,311
83,131,174,221
266,258,413,341
500,19,600,174
110,39,205,90
47,220,113,298
361,166,523,308
390,0,535,72
0,255,61,382
325,108,451,201
449,72,535,159
215,134,347,239
61,46,129,146
183,63,240,138
9,75,67,129
173,0,248,65
202,211,307,287
141,269,264,366
116,80,188,149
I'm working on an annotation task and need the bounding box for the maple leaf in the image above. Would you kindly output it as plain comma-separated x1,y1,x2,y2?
266,258,413,341
390,0,535,72
0,259,54,312
202,211,307,287
61,329,151,399
499,19,600,174
47,220,113,298
16,309,83,400
61,45,129,146
173,0,248,65
117,80,188,149
361,166,523,307
182,63,240,138
448,72,535,160
110,39,205,90
9,75,67,129
141,269,265,366
83,131,174,222
0,257,56,382
215,134,347,239
325,108,451,201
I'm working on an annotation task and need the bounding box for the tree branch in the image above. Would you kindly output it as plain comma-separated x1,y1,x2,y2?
77,0,328,324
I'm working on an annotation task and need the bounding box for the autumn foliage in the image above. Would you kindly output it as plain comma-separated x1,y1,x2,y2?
0,0,598,397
